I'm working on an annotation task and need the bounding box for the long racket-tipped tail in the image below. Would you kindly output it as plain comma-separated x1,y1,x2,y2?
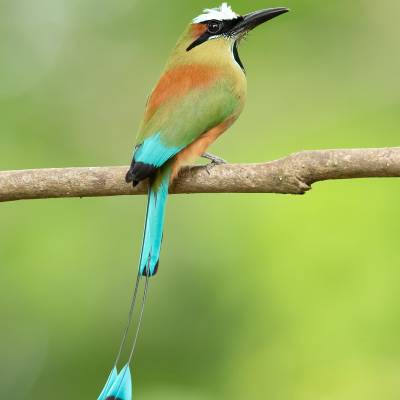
97,169,170,399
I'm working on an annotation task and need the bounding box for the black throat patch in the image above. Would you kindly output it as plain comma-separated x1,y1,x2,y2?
233,41,245,72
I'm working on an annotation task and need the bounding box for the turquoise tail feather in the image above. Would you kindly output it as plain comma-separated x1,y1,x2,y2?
104,365,132,400
98,367,118,400
139,169,170,276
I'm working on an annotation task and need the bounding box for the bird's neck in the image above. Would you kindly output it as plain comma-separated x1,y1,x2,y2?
166,26,245,76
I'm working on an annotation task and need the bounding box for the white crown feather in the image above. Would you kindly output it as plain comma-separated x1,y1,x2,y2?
193,3,239,23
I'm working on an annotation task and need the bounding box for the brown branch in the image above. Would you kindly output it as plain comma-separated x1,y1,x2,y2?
1,148,400,203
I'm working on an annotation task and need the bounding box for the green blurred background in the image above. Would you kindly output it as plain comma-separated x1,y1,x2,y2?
1,0,400,399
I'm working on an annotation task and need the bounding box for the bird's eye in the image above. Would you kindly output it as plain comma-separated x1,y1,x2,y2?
207,20,222,34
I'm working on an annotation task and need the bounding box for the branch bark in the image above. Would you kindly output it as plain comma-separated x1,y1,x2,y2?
1,148,399,203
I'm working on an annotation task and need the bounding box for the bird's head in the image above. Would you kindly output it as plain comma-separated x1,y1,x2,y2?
170,3,289,70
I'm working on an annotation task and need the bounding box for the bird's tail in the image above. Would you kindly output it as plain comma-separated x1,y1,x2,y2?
97,167,170,399
138,167,170,277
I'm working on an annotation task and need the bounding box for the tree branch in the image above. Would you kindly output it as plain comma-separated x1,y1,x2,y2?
1,148,399,203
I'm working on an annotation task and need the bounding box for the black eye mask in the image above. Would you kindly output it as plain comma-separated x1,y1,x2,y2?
186,17,244,52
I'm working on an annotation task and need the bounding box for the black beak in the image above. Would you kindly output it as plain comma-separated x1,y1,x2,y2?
231,7,289,36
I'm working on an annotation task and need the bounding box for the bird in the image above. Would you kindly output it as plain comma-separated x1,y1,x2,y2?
98,3,289,399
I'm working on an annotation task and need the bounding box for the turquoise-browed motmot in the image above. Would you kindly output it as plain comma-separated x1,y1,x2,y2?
98,4,288,399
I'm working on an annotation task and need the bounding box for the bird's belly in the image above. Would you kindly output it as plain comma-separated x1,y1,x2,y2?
170,116,236,181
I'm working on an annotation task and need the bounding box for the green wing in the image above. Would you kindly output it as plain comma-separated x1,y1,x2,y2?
133,79,241,168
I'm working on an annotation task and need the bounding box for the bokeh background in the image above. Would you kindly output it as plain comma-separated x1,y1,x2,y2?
1,0,400,399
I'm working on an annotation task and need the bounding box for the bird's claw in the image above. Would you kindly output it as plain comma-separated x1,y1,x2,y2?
202,152,227,165
202,152,227,175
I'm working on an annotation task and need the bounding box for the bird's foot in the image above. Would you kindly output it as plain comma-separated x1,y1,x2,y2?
202,152,227,175
202,152,227,165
